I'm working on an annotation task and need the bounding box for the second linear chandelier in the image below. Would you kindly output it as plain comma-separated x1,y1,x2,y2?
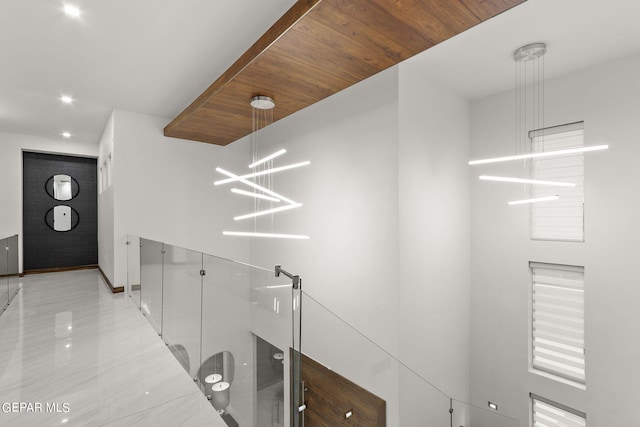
468,43,607,205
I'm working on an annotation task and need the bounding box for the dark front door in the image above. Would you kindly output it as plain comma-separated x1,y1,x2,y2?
23,152,97,271
300,352,386,427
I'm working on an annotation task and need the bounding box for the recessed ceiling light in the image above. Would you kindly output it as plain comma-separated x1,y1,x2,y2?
63,4,81,18
62,132,71,138
60,95,73,104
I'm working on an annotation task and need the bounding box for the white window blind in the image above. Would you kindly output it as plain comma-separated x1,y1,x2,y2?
530,123,584,241
532,394,586,427
531,262,585,384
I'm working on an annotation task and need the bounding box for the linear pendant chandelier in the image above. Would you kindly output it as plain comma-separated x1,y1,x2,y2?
219,96,310,240
469,43,607,206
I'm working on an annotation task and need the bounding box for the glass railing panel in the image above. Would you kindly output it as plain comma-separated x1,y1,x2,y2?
397,366,451,426
249,264,292,427
291,279,302,427
201,255,291,427
299,292,519,426
161,244,203,380
0,237,8,312
7,235,19,304
451,399,519,427
127,235,141,309
139,238,164,335
300,291,451,426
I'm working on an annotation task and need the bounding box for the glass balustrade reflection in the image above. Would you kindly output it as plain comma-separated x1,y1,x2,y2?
0,234,20,315
299,291,450,425
200,254,292,426
129,236,300,427
7,235,19,304
162,244,203,379
299,292,519,426
128,236,516,426
127,235,141,309
139,238,164,335
0,237,8,313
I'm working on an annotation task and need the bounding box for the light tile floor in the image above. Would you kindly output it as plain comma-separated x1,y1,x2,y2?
0,270,226,426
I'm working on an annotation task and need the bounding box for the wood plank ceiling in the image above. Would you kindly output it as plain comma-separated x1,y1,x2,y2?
165,0,526,146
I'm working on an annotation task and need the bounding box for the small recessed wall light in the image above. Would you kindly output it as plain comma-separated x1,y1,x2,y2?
488,401,498,411
62,132,71,138
63,4,81,18
60,95,73,104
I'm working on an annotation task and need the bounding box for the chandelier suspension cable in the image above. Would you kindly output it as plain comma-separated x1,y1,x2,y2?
512,43,548,180
250,98,276,233
252,103,258,232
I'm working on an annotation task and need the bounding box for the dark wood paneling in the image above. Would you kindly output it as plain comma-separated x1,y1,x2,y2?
165,0,526,146
22,152,98,270
301,353,386,427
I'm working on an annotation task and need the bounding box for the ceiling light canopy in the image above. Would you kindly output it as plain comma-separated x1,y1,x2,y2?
513,43,546,62
60,95,73,104
61,132,71,138
250,96,275,110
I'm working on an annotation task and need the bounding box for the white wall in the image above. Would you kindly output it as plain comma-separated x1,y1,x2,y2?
398,57,471,423
102,109,249,287
98,113,115,283
470,52,640,425
0,131,98,272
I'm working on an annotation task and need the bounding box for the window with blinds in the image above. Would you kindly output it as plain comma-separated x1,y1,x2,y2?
530,122,584,241
531,262,585,384
531,394,586,427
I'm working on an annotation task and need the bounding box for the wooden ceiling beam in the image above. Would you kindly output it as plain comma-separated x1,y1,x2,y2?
165,0,526,146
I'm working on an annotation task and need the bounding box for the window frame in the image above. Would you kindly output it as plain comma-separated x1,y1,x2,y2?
529,261,586,387
531,393,586,427
528,121,585,242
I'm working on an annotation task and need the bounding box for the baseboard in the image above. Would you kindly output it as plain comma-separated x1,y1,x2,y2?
23,265,99,275
97,266,124,294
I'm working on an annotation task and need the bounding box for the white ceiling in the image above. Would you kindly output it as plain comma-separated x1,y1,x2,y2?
414,0,640,100
1,0,639,145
